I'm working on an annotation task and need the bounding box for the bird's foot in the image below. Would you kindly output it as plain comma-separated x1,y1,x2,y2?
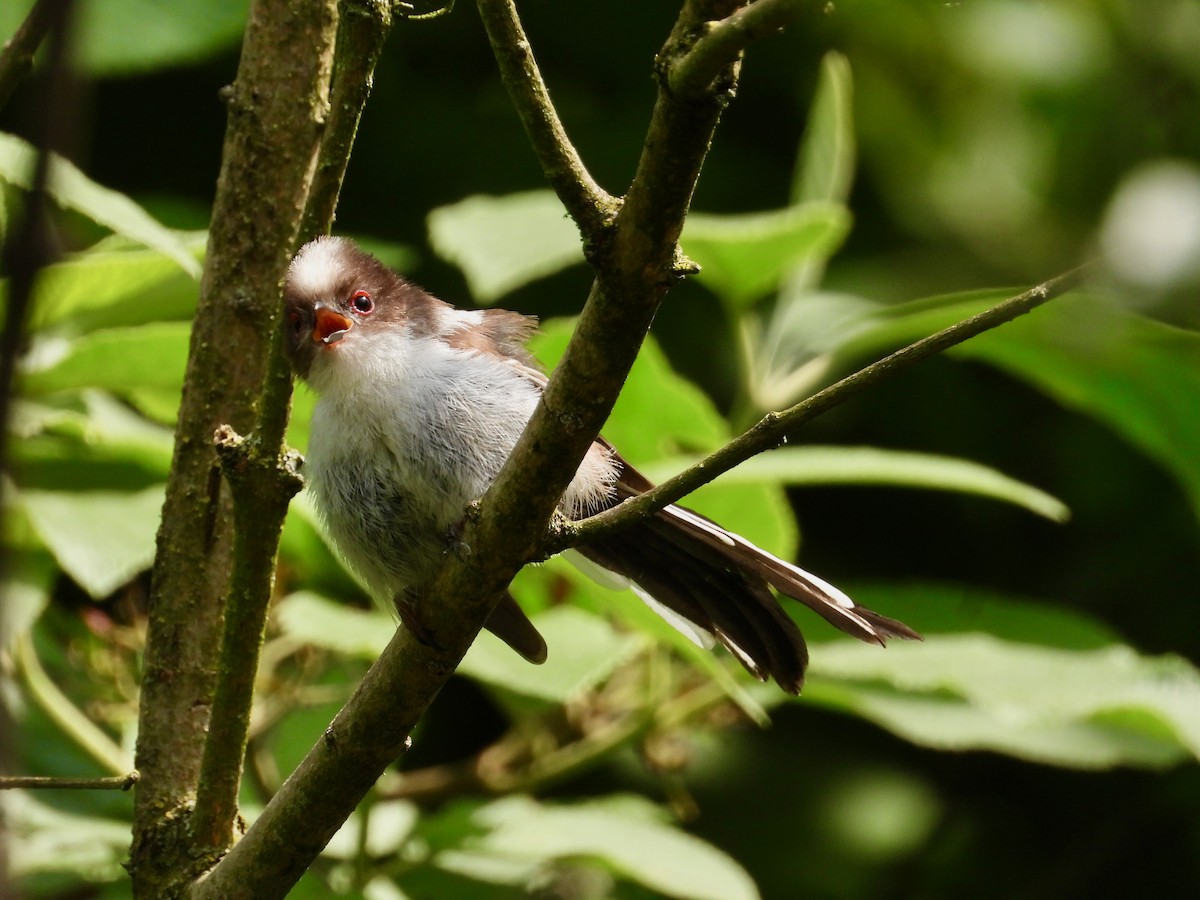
392,592,450,654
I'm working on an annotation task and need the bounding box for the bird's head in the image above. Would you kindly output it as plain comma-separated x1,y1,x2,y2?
283,236,437,386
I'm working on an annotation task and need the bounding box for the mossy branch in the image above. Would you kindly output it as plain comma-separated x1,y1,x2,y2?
130,0,339,894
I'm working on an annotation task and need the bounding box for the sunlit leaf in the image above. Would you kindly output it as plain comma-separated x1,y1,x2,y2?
793,51,857,207
458,605,643,703
10,392,174,490
834,292,1200,522
427,191,583,301
643,445,1071,522
1,240,202,335
0,132,202,277
0,1,249,77
533,320,797,554
272,591,391,659
3,791,129,885
440,794,760,900
23,322,190,396
805,635,1200,768
531,320,727,461
681,203,852,309
19,485,164,598
835,582,1122,650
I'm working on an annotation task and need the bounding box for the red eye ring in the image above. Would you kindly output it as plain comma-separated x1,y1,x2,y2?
350,290,374,314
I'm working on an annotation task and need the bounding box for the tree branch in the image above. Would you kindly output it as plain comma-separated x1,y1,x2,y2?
475,0,619,241
557,266,1091,550
130,0,339,893
190,2,747,896
668,0,810,98
297,0,397,245
186,0,396,876
0,773,138,791
0,0,60,109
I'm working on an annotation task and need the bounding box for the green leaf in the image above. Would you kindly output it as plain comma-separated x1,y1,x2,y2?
805,635,1200,769
272,591,391,659
842,582,1123,650
835,292,1200,522
427,191,583,301
643,445,1070,523
4,791,129,885
457,606,643,703
793,51,857,207
10,392,175,490
681,203,852,309
23,322,190,396
19,484,165,598
0,132,202,277
9,240,204,334
441,795,760,900
530,320,727,463
0,2,249,77
274,592,643,704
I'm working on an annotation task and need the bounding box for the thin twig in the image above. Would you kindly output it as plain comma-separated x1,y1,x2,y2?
475,0,619,242
557,265,1091,551
0,772,139,791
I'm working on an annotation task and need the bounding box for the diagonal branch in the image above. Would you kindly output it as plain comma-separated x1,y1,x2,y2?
556,265,1091,551
0,0,61,109
475,0,619,241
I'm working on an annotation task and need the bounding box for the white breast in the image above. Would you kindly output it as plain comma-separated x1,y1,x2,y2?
302,322,617,599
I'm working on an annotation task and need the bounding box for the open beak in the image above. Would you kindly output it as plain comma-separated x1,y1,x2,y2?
313,305,353,345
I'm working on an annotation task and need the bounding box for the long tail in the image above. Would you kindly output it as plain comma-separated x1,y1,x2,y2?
574,456,920,694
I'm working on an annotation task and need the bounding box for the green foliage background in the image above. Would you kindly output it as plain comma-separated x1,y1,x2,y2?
2,1,1199,898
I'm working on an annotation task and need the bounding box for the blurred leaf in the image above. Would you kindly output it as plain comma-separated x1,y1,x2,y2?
19,484,164,597
0,132,202,276
272,591,391,659
458,605,643,704
440,794,760,900
743,291,881,411
428,191,582,301
793,51,856,207
644,445,1070,522
533,320,797,555
841,582,1123,650
11,392,174,490
836,291,1200,521
2,240,203,334
0,1,249,76
0,577,49,647
681,203,852,310
23,322,190,396
274,591,643,704
324,801,420,860
3,791,129,886
805,636,1200,769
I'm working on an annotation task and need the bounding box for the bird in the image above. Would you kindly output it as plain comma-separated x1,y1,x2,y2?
282,235,919,693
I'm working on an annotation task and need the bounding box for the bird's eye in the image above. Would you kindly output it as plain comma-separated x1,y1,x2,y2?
350,290,374,315
287,309,303,336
